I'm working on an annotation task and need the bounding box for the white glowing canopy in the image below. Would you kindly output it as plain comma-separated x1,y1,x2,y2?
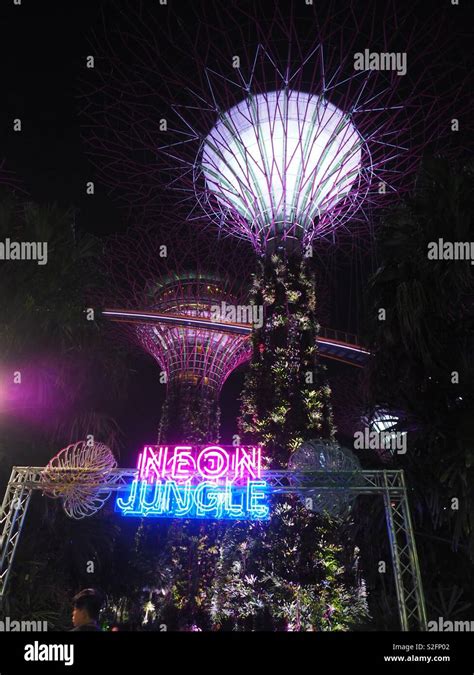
201,89,363,239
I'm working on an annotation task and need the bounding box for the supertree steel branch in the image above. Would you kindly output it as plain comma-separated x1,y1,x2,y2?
101,224,254,442
81,0,470,248
0,159,27,197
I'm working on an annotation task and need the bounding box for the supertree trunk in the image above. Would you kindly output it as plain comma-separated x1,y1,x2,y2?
133,383,223,630
240,250,334,466
156,382,222,630
209,252,367,631
158,382,220,445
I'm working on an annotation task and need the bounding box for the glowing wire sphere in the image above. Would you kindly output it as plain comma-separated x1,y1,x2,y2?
41,441,117,519
289,439,362,518
369,408,400,434
363,407,407,462
201,89,364,243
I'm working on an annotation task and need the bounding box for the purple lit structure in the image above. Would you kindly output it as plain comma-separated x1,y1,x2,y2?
102,226,253,442
80,0,465,356
199,89,364,252
82,1,464,248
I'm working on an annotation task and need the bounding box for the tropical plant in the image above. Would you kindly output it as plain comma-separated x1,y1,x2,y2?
366,157,474,617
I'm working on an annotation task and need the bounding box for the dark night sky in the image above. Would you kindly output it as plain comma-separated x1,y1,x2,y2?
0,1,126,235
0,0,471,457
1,0,470,232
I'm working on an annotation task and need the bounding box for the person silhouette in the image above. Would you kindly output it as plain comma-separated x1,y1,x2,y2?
70,588,104,631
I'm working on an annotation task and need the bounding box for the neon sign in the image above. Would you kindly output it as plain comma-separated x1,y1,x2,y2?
115,445,270,520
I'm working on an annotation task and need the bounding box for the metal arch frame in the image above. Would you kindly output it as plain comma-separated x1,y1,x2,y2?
0,466,426,631
0,468,36,607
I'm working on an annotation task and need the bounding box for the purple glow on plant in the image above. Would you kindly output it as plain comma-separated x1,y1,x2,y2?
202,90,364,241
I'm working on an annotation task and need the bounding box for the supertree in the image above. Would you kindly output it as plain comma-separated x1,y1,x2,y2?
81,0,467,459
100,223,256,628
82,0,469,629
0,159,26,197
102,224,253,444
100,221,372,629
82,0,468,235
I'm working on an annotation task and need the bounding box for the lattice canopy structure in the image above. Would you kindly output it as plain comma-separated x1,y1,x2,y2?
201,90,365,247
102,225,254,394
136,272,252,391
81,1,468,254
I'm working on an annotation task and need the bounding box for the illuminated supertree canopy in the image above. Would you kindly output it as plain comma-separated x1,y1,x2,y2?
135,271,251,392
102,225,253,442
201,90,364,247
81,0,468,252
